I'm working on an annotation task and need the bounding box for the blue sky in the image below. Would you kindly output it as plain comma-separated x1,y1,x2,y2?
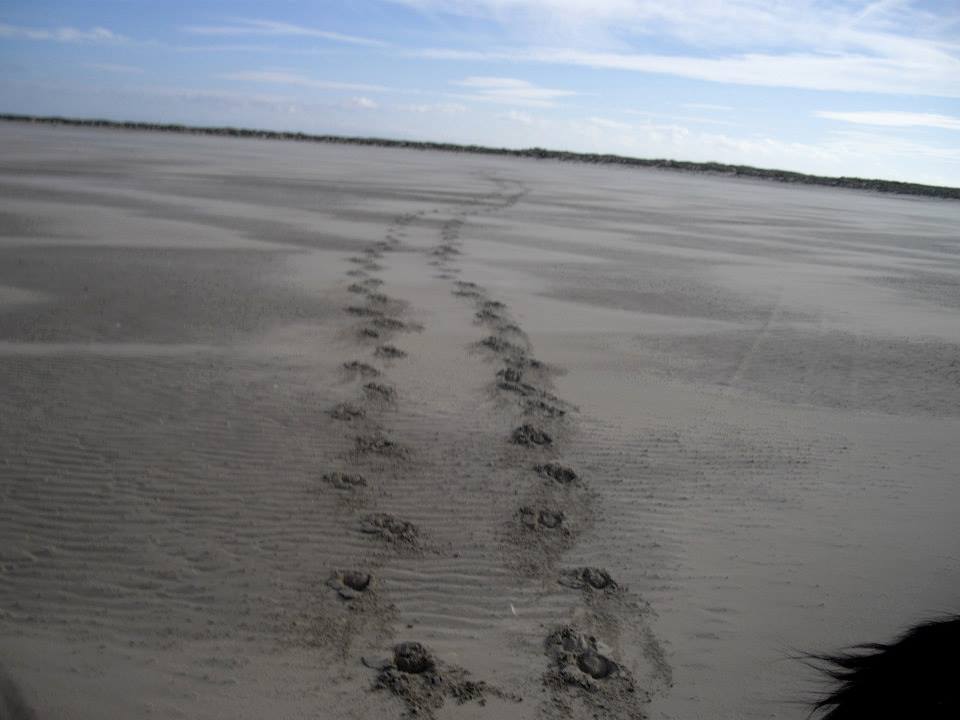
2,1,959,185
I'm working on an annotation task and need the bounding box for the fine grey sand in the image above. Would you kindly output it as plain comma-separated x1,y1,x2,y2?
1,123,959,719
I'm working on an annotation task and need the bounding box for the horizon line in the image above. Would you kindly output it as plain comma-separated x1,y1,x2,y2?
2,113,957,200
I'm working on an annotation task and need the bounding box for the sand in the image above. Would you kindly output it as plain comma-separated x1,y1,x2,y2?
0,123,958,719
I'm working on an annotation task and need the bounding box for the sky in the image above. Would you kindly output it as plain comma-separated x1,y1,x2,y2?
1,0,959,186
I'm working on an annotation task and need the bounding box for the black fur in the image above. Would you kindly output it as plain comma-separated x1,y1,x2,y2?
809,616,960,719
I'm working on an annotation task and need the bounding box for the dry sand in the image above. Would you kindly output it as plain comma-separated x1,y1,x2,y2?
1,123,958,719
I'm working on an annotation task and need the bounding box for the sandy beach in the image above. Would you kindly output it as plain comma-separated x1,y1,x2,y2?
1,122,958,719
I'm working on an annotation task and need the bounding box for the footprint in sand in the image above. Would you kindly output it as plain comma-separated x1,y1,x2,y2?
511,424,553,447
365,642,520,718
363,382,396,402
330,402,366,421
327,569,373,600
535,462,578,484
375,345,407,359
323,471,367,490
360,513,421,549
343,361,380,377
542,626,646,718
519,506,568,533
354,433,408,458
558,567,617,592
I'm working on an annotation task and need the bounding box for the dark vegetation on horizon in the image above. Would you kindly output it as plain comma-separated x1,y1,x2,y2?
3,113,958,200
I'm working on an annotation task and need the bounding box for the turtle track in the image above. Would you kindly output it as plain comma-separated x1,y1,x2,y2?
434,180,670,717
303,208,429,662
323,174,668,718
325,188,540,717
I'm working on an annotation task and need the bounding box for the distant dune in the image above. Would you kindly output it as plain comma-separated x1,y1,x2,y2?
2,113,958,200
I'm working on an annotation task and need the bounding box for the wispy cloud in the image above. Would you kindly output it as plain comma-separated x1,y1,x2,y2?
626,109,738,127
682,102,732,112
404,1,960,98
500,109,536,125
394,0,956,52
398,102,468,114
85,62,143,74
421,46,960,98
183,19,386,47
451,76,575,107
816,110,960,131
46,82,389,116
219,71,389,93
171,43,342,55
587,116,632,131
0,23,125,43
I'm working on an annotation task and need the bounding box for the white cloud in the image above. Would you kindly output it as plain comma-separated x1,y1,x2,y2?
0,23,125,43
540,113,959,181
219,71,389,93
816,110,960,131
346,96,378,109
182,19,385,47
824,129,960,163
451,76,576,107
